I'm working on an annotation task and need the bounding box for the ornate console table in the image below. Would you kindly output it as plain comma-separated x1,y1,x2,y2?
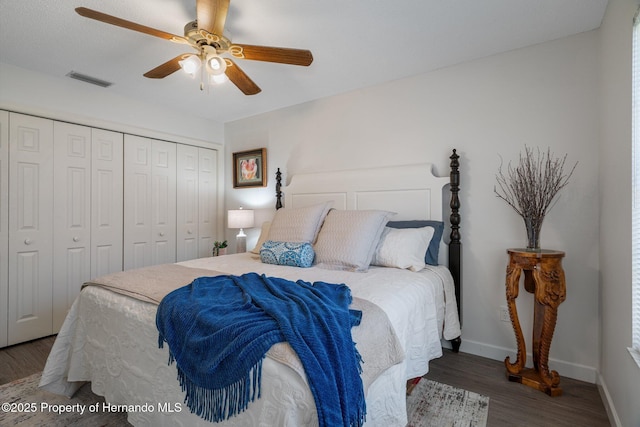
504,248,566,396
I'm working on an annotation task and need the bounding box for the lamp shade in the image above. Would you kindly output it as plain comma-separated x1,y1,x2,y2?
179,54,201,76
227,209,255,229
206,54,227,75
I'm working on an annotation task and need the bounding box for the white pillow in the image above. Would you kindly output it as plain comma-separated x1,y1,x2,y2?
267,202,332,243
314,209,395,272
371,226,435,272
250,221,271,254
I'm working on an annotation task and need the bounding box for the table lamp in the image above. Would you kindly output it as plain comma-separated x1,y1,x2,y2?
227,208,255,253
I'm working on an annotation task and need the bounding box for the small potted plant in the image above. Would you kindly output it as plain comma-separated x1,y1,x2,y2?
213,240,228,256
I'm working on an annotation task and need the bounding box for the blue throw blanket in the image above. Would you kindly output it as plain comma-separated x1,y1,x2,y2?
156,272,366,426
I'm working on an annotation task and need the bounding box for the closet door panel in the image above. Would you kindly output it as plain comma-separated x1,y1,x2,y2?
176,146,218,261
53,122,92,332
176,144,199,262
124,136,176,268
8,113,54,345
151,140,176,265
198,148,217,258
92,129,123,277
0,111,8,347
124,135,152,270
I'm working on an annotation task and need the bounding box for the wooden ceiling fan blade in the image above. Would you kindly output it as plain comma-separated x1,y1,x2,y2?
230,44,313,66
196,0,229,35
144,55,189,79
225,59,261,95
75,7,187,44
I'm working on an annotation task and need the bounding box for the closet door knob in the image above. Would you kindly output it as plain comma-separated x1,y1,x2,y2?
24,238,32,245
187,229,193,235
159,232,165,237
73,236,80,242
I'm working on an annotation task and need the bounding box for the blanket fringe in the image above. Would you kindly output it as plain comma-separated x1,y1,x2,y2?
174,358,264,423
159,334,264,422
353,407,366,427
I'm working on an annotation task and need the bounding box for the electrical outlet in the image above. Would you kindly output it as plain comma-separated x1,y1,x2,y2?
500,306,510,322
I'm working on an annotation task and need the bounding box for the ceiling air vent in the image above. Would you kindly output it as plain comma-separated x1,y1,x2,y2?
66,71,113,88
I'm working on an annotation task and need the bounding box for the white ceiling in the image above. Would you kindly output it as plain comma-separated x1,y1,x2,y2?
0,0,608,124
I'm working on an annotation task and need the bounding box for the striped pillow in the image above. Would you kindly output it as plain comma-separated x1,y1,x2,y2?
267,202,332,243
314,209,395,272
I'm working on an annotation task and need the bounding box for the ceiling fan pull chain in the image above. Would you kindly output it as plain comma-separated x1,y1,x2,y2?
200,63,205,91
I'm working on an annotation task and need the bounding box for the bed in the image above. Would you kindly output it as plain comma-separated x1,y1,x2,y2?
39,150,463,427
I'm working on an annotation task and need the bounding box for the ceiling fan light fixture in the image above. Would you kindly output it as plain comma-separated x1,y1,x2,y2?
210,73,228,84
179,54,201,76
205,53,227,76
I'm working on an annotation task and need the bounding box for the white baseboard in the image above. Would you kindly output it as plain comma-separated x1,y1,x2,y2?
458,338,598,384
596,373,622,427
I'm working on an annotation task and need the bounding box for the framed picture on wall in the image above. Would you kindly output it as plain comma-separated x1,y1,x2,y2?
233,148,267,188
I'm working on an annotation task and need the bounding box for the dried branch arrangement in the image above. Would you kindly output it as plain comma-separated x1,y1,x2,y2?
494,146,577,249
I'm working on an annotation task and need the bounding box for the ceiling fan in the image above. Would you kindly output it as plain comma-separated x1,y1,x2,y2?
75,0,313,95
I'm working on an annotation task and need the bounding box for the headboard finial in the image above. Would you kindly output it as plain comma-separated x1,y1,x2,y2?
275,168,283,210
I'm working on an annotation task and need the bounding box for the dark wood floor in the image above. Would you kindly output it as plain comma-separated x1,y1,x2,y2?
1,337,611,426
0,335,57,385
426,349,611,427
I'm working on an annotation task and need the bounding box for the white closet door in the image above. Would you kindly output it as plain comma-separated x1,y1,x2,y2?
176,144,199,262
124,135,153,270
151,140,176,265
52,122,92,332
198,148,217,258
8,113,54,345
124,135,176,269
91,129,123,277
0,111,8,348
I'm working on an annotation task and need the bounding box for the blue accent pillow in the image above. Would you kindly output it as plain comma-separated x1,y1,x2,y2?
386,220,444,265
260,240,315,268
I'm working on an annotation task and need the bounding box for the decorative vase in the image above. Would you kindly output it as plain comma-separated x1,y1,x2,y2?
524,217,542,250
495,146,577,253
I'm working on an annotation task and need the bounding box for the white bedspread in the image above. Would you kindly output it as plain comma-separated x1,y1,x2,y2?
39,253,460,427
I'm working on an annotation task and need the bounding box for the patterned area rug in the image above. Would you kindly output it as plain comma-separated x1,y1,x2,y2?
0,372,130,426
407,378,490,427
1,372,488,426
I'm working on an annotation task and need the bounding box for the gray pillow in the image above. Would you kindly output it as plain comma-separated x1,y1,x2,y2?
267,202,332,243
314,209,395,272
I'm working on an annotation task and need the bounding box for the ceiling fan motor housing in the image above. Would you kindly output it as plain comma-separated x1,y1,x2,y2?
184,20,231,51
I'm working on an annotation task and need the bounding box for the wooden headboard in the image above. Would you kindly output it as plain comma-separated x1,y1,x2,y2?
275,150,462,341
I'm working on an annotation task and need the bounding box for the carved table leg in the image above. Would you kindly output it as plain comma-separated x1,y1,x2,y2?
532,258,565,392
504,262,526,374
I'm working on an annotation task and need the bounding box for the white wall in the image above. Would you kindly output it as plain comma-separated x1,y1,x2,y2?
0,62,224,145
599,0,640,426
225,30,601,385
